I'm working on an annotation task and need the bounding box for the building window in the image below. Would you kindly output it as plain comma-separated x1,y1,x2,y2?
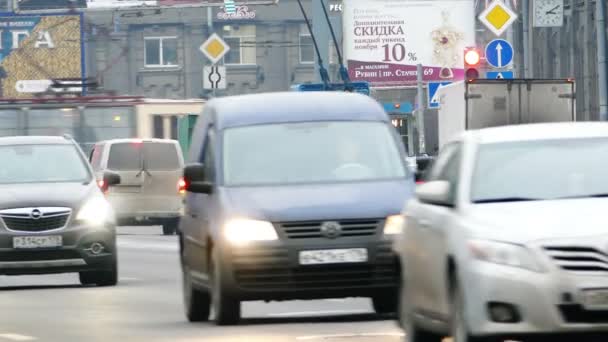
144,37,178,67
153,115,163,138
299,34,314,64
223,25,256,65
170,116,178,140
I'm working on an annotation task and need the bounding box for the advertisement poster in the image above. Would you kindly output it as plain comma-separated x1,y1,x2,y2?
17,0,87,11
343,0,475,87
0,14,84,98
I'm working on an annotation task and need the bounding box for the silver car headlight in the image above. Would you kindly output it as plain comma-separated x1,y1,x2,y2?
383,214,405,235
468,240,543,272
223,219,279,246
76,196,113,226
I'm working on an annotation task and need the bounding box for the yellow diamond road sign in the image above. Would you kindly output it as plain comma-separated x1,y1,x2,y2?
478,0,518,37
200,33,230,64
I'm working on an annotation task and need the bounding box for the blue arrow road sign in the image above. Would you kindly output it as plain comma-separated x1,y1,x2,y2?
486,71,514,79
485,39,514,68
428,82,451,109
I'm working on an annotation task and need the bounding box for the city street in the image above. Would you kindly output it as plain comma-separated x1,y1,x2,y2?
0,227,403,342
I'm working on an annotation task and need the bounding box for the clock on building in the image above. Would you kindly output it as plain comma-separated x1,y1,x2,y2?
533,0,564,28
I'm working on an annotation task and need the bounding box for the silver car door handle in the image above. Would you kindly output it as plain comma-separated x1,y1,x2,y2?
418,219,431,228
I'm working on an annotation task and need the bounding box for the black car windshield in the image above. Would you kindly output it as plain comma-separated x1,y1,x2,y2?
0,144,91,184
222,121,406,186
471,138,608,203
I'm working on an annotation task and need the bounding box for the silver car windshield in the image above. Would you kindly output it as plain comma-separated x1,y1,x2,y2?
0,144,91,184
222,121,406,186
471,138,608,203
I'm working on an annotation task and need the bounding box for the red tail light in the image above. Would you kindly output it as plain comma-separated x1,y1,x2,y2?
178,177,187,194
416,181,425,185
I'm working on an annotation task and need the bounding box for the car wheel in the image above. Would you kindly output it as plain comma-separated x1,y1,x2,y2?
210,248,240,325
182,264,211,322
79,258,118,287
162,218,179,235
401,281,443,342
372,294,397,315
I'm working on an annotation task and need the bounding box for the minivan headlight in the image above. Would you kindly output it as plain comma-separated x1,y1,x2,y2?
223,219,278,246
468,240,543,272
77,196,112,226
383,215,405,235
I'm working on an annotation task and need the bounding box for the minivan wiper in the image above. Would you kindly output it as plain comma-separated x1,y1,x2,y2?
554,193,608,200
473,197,543,204
135,156,152,178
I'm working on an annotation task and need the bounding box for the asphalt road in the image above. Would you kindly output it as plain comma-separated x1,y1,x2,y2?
0,226,404,342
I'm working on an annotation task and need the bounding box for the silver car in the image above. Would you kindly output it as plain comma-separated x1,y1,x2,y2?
397,122,608,341
89,139,185,235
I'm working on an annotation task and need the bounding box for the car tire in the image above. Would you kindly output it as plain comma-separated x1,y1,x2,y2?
79,258,118,287
182,265,211,322
372,294,397,315
162,218,179,235
210,248,240,326
400,281,443,342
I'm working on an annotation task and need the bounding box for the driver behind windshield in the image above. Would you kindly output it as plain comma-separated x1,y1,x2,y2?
332,137,374,180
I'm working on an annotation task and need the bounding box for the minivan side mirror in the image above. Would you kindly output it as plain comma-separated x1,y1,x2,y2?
183,163,213,194
103,171,121,187
415,181,452,206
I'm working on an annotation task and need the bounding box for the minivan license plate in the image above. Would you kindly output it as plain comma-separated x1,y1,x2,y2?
13,236,62,249
299,248,368,265
583,289,608,310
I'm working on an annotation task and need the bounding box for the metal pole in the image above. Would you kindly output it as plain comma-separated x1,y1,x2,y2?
407,117,415,156
522,0,530,78
207,7,217,98
583,0,591,120
595,0,608,121
416,64,426,155
597,0,608,121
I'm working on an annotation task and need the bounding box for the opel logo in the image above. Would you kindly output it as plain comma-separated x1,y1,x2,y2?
30,209,42,220
320,221,342,239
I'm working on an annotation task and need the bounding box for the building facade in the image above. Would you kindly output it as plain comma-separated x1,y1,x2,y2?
82,0,342,99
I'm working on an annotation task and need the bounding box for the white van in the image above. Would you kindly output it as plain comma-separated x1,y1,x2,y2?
89,139,185,235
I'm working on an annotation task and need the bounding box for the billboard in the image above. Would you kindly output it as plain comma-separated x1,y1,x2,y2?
0,13,84,98
157,0,278,6
17,0,87,11
343,0,475,87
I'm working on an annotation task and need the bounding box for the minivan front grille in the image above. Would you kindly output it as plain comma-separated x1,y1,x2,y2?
0,207,71,232
544,246,608,273
277,219,381,239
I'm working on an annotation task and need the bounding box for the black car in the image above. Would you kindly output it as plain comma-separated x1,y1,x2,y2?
0,136,121,286
179,92,416,325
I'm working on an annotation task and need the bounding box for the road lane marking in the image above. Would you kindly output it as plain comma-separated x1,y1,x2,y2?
267,309,370,317
120,277,140,281
0,333,37,341
296,332,404,340
117,241,178,251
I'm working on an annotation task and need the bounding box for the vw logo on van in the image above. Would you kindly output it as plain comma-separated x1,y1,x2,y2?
30,209,42,220
320,221,342,239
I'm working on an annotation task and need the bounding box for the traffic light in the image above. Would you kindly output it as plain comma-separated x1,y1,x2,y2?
464,47,481,80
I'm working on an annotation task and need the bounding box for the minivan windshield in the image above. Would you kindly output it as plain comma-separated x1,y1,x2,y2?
471,138,608,203
222,121,406,186
0,144,91,184
108,142,180,171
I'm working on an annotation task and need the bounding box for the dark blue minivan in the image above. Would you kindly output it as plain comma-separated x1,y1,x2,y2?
178,92,415,325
